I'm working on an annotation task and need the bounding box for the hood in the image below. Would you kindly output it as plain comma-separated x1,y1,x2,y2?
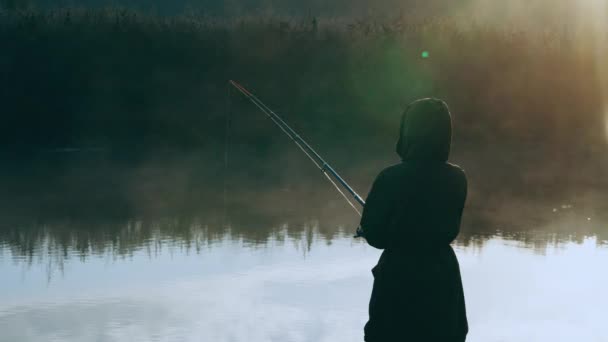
396,98,452,162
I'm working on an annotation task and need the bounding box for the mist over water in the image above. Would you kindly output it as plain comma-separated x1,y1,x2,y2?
2,1,608,340
0,150,606,276
1,115,606,340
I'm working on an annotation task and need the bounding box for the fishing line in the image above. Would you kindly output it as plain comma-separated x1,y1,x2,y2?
222,82,233,228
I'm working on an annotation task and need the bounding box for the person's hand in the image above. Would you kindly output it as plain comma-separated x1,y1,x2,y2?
353,226,365,238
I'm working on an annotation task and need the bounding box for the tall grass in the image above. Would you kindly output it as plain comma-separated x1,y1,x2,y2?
1,8,606,213
1,8,603,147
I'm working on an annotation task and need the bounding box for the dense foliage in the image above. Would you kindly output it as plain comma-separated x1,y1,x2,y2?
1,9,606,254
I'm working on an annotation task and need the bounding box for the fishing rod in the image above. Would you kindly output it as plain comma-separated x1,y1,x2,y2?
229,80,365,217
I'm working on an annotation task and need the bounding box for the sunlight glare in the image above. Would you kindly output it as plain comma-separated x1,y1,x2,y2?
605,108,608,141
579,0,608,142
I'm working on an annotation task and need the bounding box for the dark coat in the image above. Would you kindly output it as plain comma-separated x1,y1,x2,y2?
361,98,468,342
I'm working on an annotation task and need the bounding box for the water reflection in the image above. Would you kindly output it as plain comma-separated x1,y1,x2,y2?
1,155,607,341
2,214,607,271
1,232,607,342
1,152,607,259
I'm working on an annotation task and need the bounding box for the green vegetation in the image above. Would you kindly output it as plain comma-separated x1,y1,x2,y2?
2,7,606,193
1,8,604,150
0,0,30,11
1,8,607,259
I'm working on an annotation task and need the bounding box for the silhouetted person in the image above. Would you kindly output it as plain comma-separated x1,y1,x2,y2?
360,98,468,342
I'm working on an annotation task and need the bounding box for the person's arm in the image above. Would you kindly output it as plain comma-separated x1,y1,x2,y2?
444,171,468,243
360,170,396,249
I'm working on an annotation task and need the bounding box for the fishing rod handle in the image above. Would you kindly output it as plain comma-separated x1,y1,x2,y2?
354,226,365,238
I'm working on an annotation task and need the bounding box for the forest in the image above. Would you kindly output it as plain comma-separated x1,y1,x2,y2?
1,7,606,250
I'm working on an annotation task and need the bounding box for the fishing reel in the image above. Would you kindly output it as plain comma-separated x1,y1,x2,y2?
354,226,365,239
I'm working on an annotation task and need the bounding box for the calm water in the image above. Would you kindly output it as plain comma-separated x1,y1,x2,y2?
1,155,607,342
1,225,607,342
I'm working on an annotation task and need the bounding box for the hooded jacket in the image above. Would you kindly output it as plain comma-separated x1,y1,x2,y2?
361,98,468,342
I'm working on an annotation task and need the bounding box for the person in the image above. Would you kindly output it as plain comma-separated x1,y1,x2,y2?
359,98,468,342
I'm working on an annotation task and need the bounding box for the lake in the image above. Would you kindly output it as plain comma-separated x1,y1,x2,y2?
0,155,607,342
